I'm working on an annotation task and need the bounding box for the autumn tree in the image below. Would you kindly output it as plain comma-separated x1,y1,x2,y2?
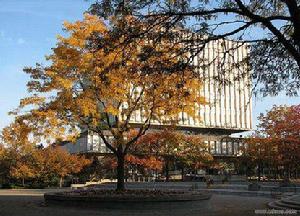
245,105,300,180
75,156,106,182
10,163,36,187
14,14,206,191
81,150,163,182
242,135,278,180
0,121,91,187
90,0,300,96
125,154,163,180
0,121,36,186
175,133,213,179
132,129,213,181
0,144,13,185
258,105,300,179
35,146,91,187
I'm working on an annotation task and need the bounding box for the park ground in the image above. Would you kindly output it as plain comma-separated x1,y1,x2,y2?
0,188,274,216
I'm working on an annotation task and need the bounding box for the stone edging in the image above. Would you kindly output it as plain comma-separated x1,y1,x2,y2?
44,190,212,205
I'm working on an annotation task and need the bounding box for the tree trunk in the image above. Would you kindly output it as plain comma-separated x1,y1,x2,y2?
22,178,25,187
59,177,63,188
257,164,261,182
181,167,185,181
165,159,170,182
116,153,125,191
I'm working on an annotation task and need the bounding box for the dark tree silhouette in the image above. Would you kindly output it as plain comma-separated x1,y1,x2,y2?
89,0,300,96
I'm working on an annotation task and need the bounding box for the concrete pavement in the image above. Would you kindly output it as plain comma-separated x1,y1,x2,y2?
0,188,273,216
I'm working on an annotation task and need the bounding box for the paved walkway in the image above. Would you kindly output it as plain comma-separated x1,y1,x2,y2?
291,195,300,203
83,182,300,197
0,189,273,216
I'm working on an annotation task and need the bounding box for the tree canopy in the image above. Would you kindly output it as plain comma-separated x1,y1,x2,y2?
124,128,212,181
0,122,91,187
12,14,206,190
244,105,300,179
90,0,300,96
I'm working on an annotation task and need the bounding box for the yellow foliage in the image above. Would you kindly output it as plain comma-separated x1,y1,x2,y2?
11,14,207,160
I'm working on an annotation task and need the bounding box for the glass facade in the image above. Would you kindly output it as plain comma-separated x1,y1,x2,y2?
215,141,221,154
207,139,243,156
209,141,215,154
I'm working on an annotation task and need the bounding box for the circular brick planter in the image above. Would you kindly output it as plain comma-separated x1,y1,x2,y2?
44,189,211,208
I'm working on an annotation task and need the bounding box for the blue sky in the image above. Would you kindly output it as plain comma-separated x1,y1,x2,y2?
0,0,299,134
0,0,90,130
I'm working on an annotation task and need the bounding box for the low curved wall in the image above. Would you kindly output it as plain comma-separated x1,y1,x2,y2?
44,189,212,208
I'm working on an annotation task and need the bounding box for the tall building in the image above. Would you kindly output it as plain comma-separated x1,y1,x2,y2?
61,37,252,158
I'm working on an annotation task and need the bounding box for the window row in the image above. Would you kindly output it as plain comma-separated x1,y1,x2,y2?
205,140,245,155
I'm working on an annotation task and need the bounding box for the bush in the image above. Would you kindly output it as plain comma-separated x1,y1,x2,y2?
28,182,46,189
1,183,12,189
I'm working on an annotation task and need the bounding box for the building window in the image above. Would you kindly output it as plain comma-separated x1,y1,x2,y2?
238,142,244,155
222,141,227,155
204,141,209,152
88,135,92,146
233,141,239,155
210,141,215,154
92,135,99,151
227,141,233,155
216,141,221,154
